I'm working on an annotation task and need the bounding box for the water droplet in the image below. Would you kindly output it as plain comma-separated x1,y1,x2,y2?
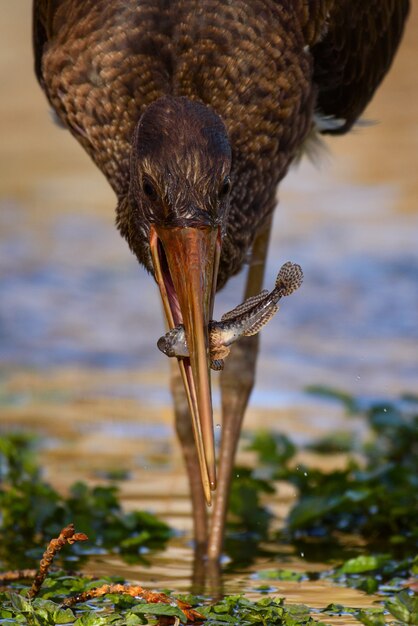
236,473,240,478
383,408,387,413
220,554,231,565
300,552,305,558
356,375,361,381
303,472,308,477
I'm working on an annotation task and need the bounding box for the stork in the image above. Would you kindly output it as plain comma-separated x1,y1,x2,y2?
33,0,409,562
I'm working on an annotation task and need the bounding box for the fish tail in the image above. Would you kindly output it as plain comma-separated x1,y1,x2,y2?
275,262,303,296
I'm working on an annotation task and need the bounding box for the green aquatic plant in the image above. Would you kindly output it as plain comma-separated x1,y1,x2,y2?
0,433,171,569
228,465,275,537
2,566,418,626
0,573,330,626
255,553,417,598
200,595,328,625
327,553,417,595
1,391,417,625
0,523,203,624
304,385,361,414
0,585,197,625
248,392,418,554
323,590,418,625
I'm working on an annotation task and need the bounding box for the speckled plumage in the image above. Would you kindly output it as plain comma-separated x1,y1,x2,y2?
33,0,409,285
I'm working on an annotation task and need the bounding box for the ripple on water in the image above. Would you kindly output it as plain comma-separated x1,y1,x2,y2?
2,160,418,376
1,5,417,622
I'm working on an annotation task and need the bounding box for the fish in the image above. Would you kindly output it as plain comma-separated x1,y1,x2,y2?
157,261,303,370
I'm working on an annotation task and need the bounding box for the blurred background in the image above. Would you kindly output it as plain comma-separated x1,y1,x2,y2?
0,0,417,597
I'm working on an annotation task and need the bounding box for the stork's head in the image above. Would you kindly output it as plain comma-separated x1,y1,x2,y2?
127,96,232,503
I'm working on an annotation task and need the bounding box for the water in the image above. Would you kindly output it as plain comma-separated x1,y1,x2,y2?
1,3,417,624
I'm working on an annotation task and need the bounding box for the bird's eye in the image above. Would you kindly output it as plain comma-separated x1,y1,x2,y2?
143,178,158,201
219,176,231,198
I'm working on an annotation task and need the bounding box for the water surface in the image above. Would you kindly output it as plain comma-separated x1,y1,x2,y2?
1,4,417,624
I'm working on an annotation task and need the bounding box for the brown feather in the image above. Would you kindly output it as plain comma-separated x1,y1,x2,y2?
312,0,410,134
32,0,410,284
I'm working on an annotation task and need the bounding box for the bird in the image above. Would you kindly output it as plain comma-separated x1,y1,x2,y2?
33,0,410,562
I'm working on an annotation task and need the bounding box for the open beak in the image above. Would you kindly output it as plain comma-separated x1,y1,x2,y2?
150,224,221,505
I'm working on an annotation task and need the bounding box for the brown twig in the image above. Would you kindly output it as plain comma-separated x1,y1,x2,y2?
62,583,204,622
0,569,38,583
403,577,418,593
27,523,88,599
1,524,203,623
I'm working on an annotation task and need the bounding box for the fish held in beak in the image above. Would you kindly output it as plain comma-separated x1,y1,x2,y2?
150,224,221,505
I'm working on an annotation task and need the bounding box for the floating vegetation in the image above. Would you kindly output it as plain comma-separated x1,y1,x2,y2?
247,391,418,555
1,391,417,624
1,578,327,625
322,590,418,625
0,526,323,625
0,433,171,569
254,553,417,603
0,525,203,625
200,596,328,625
2,566,418,625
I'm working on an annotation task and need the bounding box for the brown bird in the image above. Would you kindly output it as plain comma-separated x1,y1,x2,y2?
33,0,409,561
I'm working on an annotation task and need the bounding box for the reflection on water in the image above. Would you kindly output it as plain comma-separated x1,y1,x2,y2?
1,3,417,623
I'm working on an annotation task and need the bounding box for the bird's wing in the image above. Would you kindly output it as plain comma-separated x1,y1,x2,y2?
33,0,57,87
32,1,175,193
311,0,410,134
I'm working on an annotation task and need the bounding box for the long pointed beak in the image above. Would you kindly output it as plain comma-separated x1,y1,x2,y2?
150,224,220,505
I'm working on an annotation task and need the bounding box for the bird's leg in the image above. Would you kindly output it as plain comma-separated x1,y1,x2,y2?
207,216,273,561
170,360,209,551
207,336,259,562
